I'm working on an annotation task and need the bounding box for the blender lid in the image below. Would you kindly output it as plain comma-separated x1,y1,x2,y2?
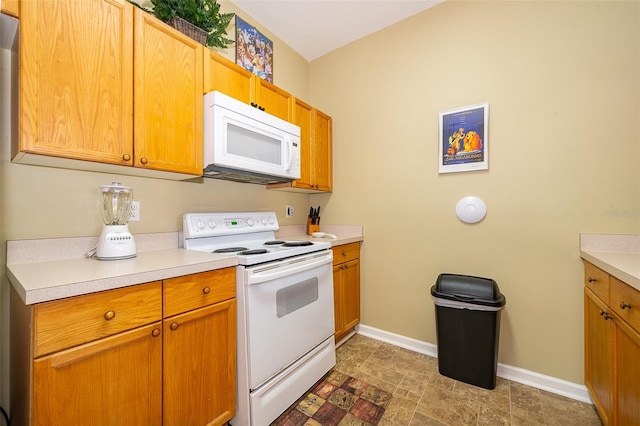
100,182,132,193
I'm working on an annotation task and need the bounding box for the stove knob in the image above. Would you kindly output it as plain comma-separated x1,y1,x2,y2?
247,218,254,226
261,217,268,225
268,217,275,224
196,219,206,230
207,219,216,229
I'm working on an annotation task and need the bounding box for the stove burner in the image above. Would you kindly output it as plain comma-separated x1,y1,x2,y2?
238,249,269,255
213,247,248,253
281,241,314,247
264,240,285,246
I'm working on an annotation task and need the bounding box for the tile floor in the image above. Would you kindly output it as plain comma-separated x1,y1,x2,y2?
332,334,602,426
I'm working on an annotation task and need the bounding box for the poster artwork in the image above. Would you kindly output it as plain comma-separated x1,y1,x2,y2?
235,16,274,83
439,103,489,173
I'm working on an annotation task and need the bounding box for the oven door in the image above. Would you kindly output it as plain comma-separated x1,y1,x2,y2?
241,250,334,390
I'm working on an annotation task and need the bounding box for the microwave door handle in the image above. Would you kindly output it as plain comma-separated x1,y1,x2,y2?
284,137,293,171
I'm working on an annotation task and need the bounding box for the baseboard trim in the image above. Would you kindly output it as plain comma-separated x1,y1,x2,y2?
356,324,593,404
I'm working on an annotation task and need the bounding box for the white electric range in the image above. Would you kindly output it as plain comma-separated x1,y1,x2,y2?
182,212,336,426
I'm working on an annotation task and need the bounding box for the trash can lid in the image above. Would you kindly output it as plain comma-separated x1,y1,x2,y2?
431,273,506,308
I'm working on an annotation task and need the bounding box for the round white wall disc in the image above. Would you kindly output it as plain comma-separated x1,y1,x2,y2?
456,196,487,224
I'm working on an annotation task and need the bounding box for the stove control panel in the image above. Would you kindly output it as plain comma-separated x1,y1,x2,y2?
183,212,279,238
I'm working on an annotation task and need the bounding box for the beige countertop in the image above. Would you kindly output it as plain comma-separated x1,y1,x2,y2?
277,224,364,246
7,233,237,305
580,233,640,291
7,225,364,305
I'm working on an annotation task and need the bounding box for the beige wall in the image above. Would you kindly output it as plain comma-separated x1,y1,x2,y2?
0,1,311,411
309,0,639,384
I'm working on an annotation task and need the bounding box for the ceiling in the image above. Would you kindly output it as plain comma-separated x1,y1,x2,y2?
230,0,444,61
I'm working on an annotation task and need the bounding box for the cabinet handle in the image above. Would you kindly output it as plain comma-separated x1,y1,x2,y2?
341,252,347,257
251,102,257,108
122,154,131,161
600,310,613,320
104,310,116,321
151,328,161,337
140,157,148,165
202,286,211,294
259,106,265,111
620,301,631,310
588,277,598,283
170,322,179,330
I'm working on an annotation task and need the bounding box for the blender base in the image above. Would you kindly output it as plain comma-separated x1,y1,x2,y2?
96,225,137,260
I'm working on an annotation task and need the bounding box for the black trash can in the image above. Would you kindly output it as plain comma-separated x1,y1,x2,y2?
430,273,506,389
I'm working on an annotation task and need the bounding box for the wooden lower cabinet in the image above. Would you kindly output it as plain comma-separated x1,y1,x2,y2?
33,323,163,425
163,295,236,425
585,287,614,424
11,268,236,426
615,318,640,425
584,261,640,425
332,242,361,342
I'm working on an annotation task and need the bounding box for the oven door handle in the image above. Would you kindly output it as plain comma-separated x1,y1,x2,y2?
247,253,332,285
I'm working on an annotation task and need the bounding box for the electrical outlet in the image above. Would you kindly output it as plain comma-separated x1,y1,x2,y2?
286,205,294,217
129,201,140,221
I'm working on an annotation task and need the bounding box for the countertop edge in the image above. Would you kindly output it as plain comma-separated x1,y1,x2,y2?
7,226,364,305
8,249,238,305
580,250,640,292
277,224,364,246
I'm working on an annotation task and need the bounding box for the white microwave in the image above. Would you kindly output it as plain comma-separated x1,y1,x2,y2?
203,91,301,184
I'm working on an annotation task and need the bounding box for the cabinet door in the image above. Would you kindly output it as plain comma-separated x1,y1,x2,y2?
584,288,614,424
163,299,236,426
333,258,360,342
290,98,314,189
311,109,333,192
615,318,640,425
134,9,203,175
1,0,18,17
204,50,253,103
253,78,291,121
19,0,134,165
33,323,162,426
341,258,361,334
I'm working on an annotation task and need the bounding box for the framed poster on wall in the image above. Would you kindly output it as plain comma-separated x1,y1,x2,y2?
235,15,273,83
438,103,489,173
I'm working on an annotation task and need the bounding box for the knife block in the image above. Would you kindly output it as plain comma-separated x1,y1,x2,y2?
306,218,319,235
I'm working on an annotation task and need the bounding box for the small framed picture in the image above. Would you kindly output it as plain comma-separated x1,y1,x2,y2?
235,16,273,83
439,103,489,173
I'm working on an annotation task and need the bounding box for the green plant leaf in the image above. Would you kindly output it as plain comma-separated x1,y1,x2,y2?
151,0,235,49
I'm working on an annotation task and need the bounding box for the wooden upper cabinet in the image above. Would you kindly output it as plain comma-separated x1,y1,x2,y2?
253,78,291,121
292,98,313,189
1,0,19,17
204,49,253,104
18,0,134,165
312,109,333,191
133,10,203,175
204,50,291,121
268,99,333,192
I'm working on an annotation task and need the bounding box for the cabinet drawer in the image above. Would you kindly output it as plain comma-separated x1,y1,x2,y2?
584,262,610,303
332,242,360,266
611,276,640,332
163,268,236,318
34,281,162,357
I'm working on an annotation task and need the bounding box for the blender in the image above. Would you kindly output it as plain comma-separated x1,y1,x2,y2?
96,182,137,260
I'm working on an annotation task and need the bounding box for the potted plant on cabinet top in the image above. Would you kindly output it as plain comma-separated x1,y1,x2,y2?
151,0,234,48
